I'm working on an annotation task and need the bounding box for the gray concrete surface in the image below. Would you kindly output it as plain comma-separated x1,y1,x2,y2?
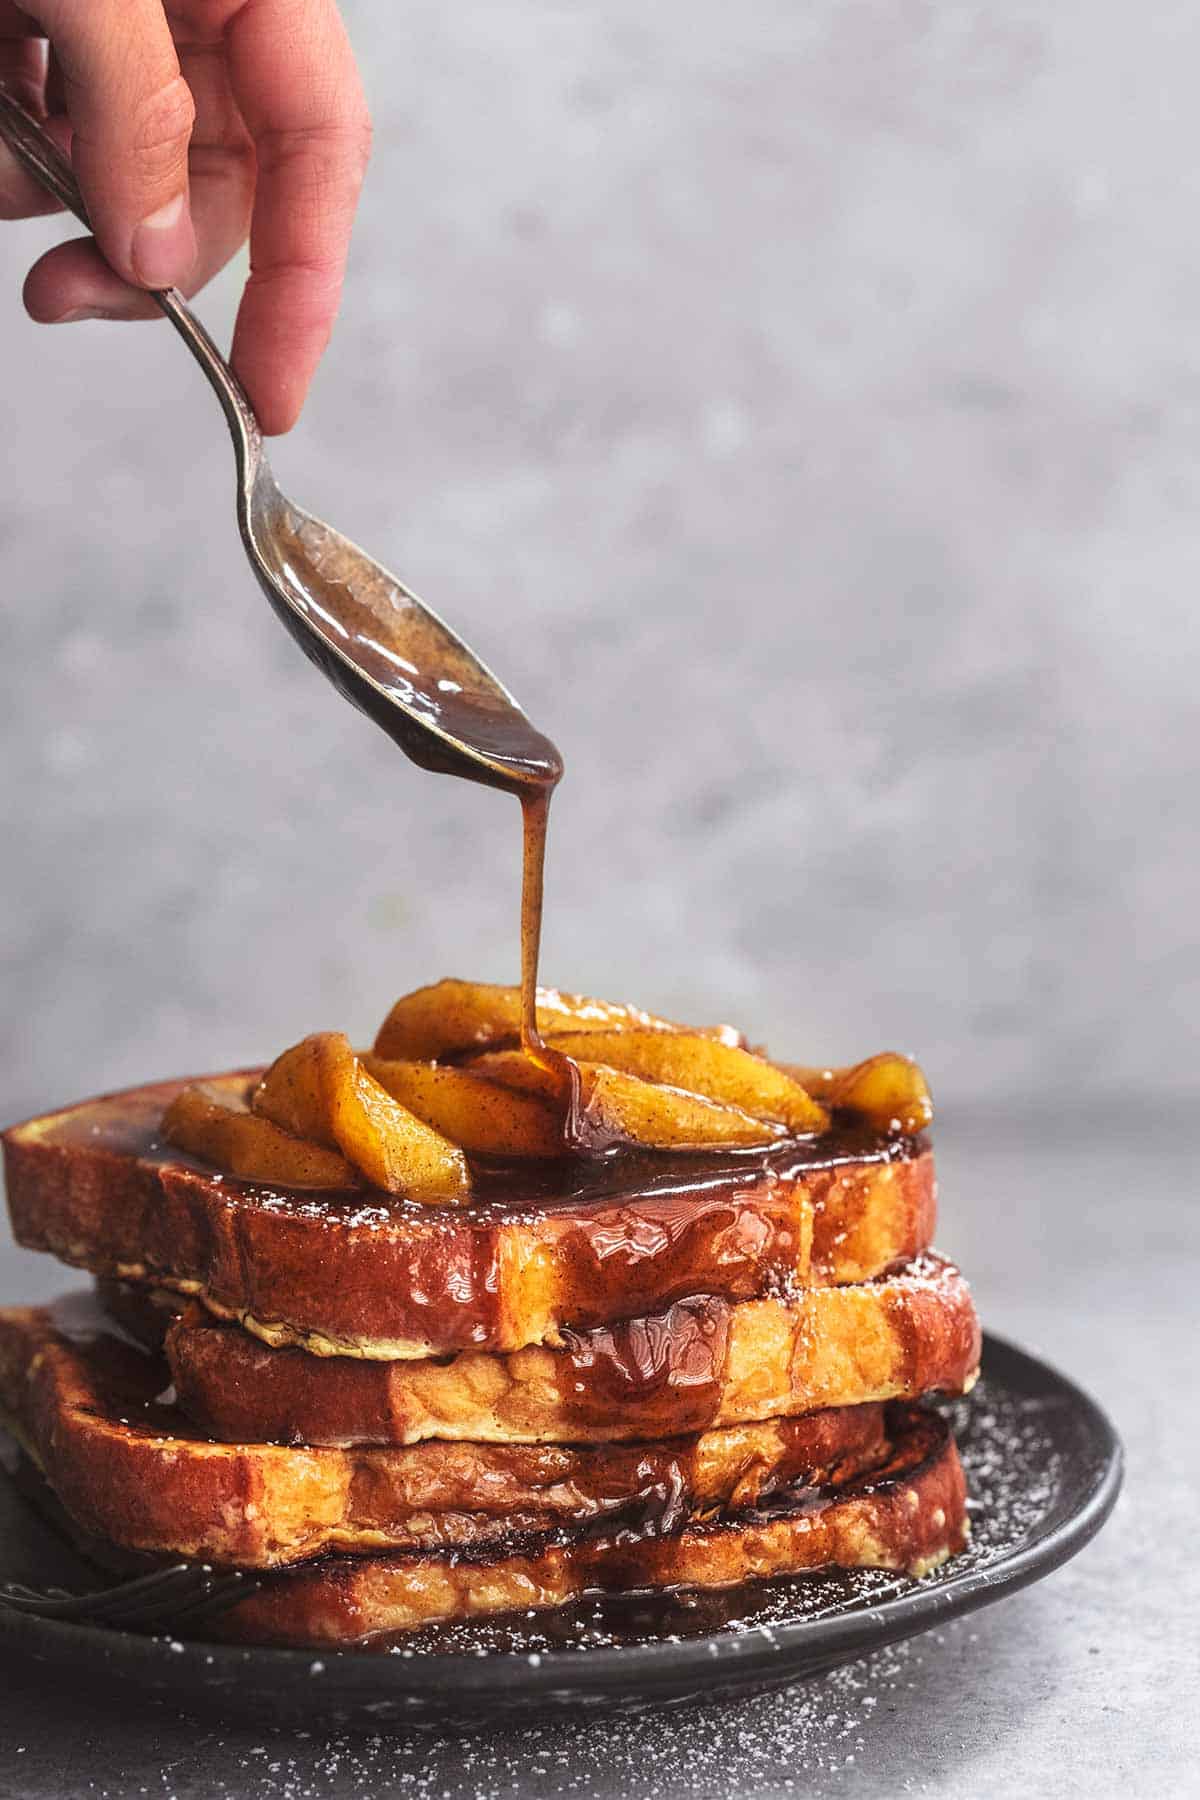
0,2,1196,1795
0,0,1197,1124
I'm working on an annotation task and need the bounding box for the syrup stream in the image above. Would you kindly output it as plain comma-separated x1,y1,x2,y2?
517,790,580,1129
518,790,551,1059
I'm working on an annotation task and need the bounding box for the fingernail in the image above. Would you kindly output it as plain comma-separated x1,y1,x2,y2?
130,190,196,288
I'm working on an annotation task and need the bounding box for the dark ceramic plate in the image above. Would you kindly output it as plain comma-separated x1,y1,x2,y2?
0,1332,1120,1729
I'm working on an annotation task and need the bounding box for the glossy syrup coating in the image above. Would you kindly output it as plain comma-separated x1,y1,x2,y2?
206,1407,968,1646
0,1293,897,1567
146,1252,979,1448
2,1075,936,1359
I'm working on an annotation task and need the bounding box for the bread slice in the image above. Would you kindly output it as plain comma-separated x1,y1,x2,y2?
7,1369,965,1646
211,1406,968,1645
127,1253,975,1448
2,1074,935,1360
0,1294,892,1567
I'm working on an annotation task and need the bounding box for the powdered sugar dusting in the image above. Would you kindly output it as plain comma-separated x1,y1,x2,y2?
113,1637,932,1799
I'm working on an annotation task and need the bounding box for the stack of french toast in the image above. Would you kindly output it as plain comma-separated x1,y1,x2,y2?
0,981,980,1649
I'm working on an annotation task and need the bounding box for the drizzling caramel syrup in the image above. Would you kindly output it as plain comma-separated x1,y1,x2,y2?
268,506,571,1105
516,788,581,1122
414,686,573,1102
517,788,555,1059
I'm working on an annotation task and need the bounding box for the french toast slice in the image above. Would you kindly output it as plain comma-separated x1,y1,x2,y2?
210,1406,969,1645
2,1074,935,1360
0,1296,895,1566
119,1254,978,1448
5,1366,965,1645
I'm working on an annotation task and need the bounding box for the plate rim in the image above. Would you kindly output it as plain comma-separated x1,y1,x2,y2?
0,1329,1124,1703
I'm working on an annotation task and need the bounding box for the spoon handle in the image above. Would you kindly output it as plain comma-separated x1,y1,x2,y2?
0,83,261,484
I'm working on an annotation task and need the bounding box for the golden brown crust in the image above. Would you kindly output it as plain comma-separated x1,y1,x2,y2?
154,1255,979,1448
0,1297,891,1567
3,1075,935,1359
213,1409,968,1645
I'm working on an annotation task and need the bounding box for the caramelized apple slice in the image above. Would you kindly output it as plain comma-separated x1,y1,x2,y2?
466,1051,567,1101
326,1040,471,1202
251,1035,328,1142
543,1030,828,1135
783,1053,933,1136
363,1056,563,1157
578,1064,783,1150
845,1051,932,1134
162,1084,358,1189
374,979,741,1061
469,1050,783,1151
255,1033,470,1203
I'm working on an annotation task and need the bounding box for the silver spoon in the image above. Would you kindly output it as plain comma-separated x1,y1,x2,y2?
0,85,561,797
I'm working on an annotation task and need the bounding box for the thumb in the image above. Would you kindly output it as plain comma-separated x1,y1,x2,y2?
33,0,196,289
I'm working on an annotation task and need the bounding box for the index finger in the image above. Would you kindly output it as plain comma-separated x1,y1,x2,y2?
225,0,371,434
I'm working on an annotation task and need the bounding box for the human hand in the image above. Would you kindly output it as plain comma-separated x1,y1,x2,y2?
0,0,371,433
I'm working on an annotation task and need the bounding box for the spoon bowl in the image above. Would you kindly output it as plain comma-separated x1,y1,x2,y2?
244,472,562,790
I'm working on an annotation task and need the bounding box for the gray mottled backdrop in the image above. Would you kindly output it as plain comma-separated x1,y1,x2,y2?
2,0,1197,1133
0,9,1197,1793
